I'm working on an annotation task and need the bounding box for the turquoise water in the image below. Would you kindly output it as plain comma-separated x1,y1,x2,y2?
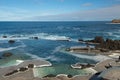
33,64,90,78
0,52,31,67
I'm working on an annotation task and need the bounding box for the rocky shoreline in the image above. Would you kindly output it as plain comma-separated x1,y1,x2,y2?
0,35,120,80
0,58,120,80
0,59,95,80
66,36,120,56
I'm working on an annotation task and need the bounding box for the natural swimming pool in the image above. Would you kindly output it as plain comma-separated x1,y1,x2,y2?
33,64,92,78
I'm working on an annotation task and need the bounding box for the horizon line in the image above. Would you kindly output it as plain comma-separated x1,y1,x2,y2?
0,20,111,22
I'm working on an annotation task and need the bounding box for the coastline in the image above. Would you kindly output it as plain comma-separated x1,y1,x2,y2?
0,59,51,80
0,59,97,80
0,21,119,80
61,48,111,62
0,47,120,80
64,45,120,58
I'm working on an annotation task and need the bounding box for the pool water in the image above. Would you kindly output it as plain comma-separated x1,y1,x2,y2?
33,64,91,78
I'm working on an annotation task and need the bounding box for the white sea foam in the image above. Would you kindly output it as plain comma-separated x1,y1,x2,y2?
63,51,111,62
52,45,65,54
15,60,24,65
106,32,113,36
83,38,94,40
36,33,70,40
0,33,70,41
16,60,24,63
71,39,79,42
43,55,63,62
0,44,25,52
25,52,43,60
114,35,120,38
72,53,111,62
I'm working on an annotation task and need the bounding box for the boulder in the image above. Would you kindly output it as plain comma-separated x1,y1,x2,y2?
94,36,104,43
3,35,7,38
100,49,109,52
19,67,28,72
8,40,15,43
43,74,56,78
34,37,38,40
67,74,73,78
95,37,120,50
28,64,34,68
2,52,13,57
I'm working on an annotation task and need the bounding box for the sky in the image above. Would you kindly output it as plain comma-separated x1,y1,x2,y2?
0,0,120,21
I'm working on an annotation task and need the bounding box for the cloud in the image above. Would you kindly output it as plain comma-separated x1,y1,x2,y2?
28,5,120,21
82,3,93,7
0,5,120,21
0,6,30,20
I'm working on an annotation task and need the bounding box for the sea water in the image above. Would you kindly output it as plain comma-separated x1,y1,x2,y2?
0,21,120,67
33,64,89,78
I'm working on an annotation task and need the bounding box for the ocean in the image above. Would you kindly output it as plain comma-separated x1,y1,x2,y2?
0,21,120,67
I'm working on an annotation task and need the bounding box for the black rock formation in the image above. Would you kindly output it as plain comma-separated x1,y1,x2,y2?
28,64,34,68
43,74,56,78
4,70,18,76
8,40,15,43
3,36,7,38
19,67,28,72
67,74,73,78
86,36,120,50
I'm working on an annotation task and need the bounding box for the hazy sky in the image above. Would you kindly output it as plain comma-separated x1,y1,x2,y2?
0,0,120,21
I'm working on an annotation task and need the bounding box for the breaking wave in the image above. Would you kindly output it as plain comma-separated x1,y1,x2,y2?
0,33,70,41
0,44,26,52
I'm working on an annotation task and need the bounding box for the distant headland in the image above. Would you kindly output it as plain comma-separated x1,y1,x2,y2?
111,19,120,23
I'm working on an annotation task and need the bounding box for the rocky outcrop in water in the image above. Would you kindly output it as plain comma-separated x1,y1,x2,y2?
112,19,120,23
85,36,104,44
3,36,7,38
8,40,15,43
88,36,120,50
